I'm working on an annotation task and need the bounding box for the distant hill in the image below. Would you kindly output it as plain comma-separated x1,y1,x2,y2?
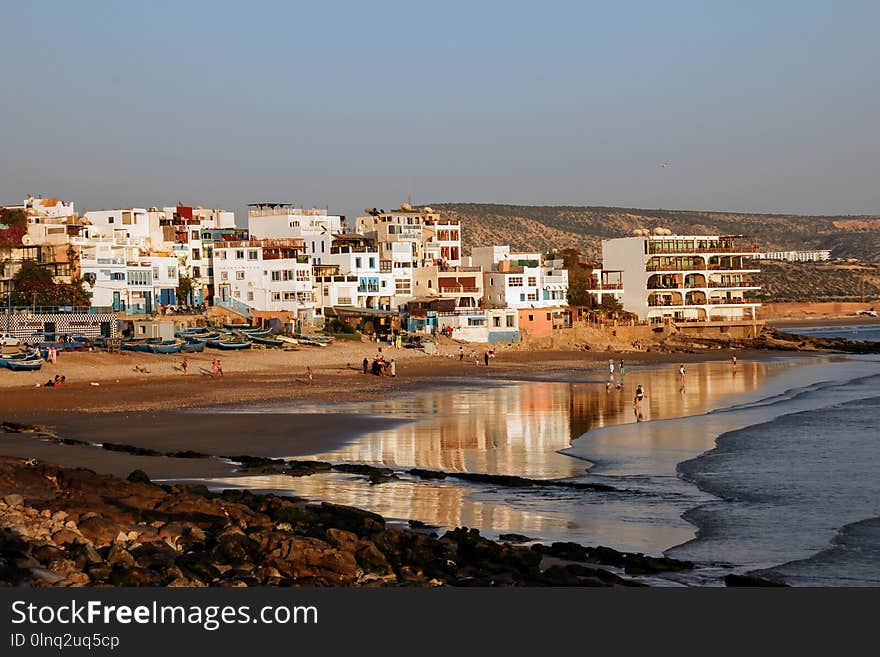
429,203,880,261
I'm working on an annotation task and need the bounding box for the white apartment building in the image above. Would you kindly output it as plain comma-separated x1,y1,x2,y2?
356,204,462,267
212,239,314,320
247,203,345,265
83,208,151,240
327,235,394,309
757,249,832,262
412,264,484,309
602,234,761,323
471,246,569,309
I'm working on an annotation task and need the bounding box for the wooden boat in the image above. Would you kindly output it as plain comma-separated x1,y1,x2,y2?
0,351,37,367
120,341,152,352
207,339,252,350
187,332,219,342
6,357,43,371
236,329,270,337
251,336,284,346
180,340,206,353
291,332,333,345
147,341,183,354
223,323,252,330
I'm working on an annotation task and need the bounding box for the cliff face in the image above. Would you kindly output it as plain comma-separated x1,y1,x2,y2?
430,203,880,261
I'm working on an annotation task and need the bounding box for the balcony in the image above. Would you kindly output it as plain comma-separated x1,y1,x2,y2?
439,286,480,293
358,286,381,293
647,237,759,255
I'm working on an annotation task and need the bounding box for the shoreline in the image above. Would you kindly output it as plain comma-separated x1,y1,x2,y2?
1,348,803,483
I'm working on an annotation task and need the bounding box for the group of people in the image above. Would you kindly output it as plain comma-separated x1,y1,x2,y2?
211,359,223,377
43,375,66,387
459,346,495,366
363,354,396,377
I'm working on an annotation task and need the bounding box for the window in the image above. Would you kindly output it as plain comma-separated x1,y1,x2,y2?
381,280,386,288
192,249,201,260
191,231,199,240
506,315,515,327
153,267,160,278
520,293,525,302
248,250,258,260
296,270,310,281
311,241,316,253
321,241,325,253
493,316,501,327
235,271,245,280
247,291,254,301
509,277,523,287
528,276,537,286
272,292,281,301
167,267,176,279
221,271,228,281
527,292,538,301
546,313,552,321
108,217,114,224
271,271,281,282
355,257,362,268
369,257,375,268
192,267,201,278
235,250,244,260
283,292,296,301
217,250,226,259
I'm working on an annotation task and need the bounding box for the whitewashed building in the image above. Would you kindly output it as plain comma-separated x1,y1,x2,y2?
212,239,314,321
602,234,761,325
471,246,569,309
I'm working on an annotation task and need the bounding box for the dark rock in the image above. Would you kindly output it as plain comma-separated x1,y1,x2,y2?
499,533,533,543
126,470,151,485
283,460,333,477
408,468,447,480
77,516,122,548
108,565,162,586
102,443,163,457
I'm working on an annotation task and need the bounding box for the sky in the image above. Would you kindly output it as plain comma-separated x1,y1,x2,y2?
1,1,879,222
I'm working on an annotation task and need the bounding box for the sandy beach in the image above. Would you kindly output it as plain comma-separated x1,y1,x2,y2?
0,339,800,482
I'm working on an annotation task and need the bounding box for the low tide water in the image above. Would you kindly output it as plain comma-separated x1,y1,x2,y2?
200,352,880,584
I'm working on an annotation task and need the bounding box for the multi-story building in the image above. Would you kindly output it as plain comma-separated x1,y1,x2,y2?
471,246,569,309
602,233,762,330
247,203,345,265
327,235,394,310
356,204,462,267
412,264,484,310
212,238,314,325
757,249,832,262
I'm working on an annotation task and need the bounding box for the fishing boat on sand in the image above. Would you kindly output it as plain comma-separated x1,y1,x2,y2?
180,340,206,353
207,339,252,350
5,356,43,371
251,336,284,346
147,340,183,354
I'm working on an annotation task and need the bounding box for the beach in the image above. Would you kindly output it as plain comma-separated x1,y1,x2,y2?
3,336,879,585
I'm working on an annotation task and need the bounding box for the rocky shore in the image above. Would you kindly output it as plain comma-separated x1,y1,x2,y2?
0,456,700,587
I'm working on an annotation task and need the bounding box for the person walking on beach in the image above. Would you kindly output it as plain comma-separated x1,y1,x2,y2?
678,364,686,391
389,359,396,378
633,384,647,421
609,359,615,382
217,359,223,377
459,346,464,361
362,357,369,374
180,358,188,375
619,359,625,380
483,351,490,367
731,354,737,370
306,366,313,383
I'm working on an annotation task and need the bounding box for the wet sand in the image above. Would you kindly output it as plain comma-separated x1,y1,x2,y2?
0,345,785,483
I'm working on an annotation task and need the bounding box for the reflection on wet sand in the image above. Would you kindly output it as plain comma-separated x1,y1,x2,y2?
205,358,809,550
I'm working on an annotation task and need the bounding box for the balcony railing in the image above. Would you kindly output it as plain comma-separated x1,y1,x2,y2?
439,286,480,293
647,239,759,255
358,286,381,293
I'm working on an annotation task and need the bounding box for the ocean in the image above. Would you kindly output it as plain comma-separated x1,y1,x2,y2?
199,348,880,586
784,322,880,343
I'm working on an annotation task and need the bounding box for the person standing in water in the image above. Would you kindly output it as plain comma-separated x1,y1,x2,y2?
609,359,615,382
619,359,625,380
678,364,686,391
633,384,647,421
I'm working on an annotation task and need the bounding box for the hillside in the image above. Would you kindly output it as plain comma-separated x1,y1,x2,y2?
757,261,880,302
430,203,880,261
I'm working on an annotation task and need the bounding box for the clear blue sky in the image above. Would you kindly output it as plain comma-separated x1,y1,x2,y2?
2,1,878,220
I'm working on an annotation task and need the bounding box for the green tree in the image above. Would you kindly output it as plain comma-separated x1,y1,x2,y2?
176,275,194,305
11,261,90,307
560,248,593,307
